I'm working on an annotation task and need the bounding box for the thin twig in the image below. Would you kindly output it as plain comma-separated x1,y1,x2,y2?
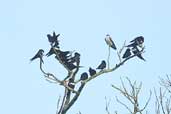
61,83,85,114
105,97,111,114
107,46,111,69
56,95,61,114
116,96,133,114
58,89,67,114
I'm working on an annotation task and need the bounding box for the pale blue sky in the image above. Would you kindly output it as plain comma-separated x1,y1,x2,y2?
1,0,171,114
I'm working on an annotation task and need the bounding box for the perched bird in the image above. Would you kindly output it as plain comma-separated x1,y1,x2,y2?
59,51,72,58
132,47,146,61
46,47,59,57
127,36,144,48
68,78,75,89
105,34,117,50
89,67,96,76
96,60,106,70
65,62,83,71
80,72,88,81
30,49,44,63
65,63,79,70
122,48,131,59
67,52,80,65
67,78,75,96
130,36,144,44
47,31,60,47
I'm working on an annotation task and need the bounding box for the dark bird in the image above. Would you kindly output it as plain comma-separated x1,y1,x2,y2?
122,48,131,59
68,52,80,65
80,72,88,81
132,47,146,61
65,63,78,70
30,49,44,63
105,34,117,50
47,31,60,47
67,78,75,96
96,60,106,70
127,36,144,48
58,51,73,63
68,78,75,89
89,67,96,76
59,50,72,58
65,62,83,71
46,47,59,57
130,36,144,44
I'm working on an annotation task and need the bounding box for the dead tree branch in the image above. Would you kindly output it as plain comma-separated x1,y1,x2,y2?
31,33,146,114
112,77,151,114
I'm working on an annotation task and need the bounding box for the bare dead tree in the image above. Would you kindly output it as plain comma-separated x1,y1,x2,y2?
111,77,152,114
154,75,171,114
159,75,171,94
31,33,146,114
105,97,111,114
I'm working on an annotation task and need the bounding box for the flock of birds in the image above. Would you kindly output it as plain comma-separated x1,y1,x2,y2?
30,32,145,86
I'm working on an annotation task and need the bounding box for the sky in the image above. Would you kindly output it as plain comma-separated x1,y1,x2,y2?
1,0,171,114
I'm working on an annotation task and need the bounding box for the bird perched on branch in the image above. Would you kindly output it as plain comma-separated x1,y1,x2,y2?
46,47,59,57
30,49,44,63
89,67,96,76
47,31,60,48
55,50,73,63
58,50,72,59
80,72,88,81
67,52,80,65
96,60,106,70
127,36,144,48
122,48,131,59
132,46,146,61
68,78,75,89
65,62,83,71
105,34,117,50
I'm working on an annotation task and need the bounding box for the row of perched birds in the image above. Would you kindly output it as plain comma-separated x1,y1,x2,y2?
30,32,145,83
104,34,145,61
30,32,82,71
78,35,145,82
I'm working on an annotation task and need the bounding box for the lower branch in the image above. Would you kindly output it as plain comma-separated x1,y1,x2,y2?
61,83,86,114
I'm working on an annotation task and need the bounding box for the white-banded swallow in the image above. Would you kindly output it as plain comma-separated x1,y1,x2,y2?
68,52,80,65
30,49,44,63
67,78,75,95
105,34,117,50
68,78,75,89
127,36,144,48
132,47,146,61
46,47,59,57
122,48,131,59
80,72,88,81
66,63,77,70
130,36,144,44
89,67,96,76
58,51,73,63
96,60,106,70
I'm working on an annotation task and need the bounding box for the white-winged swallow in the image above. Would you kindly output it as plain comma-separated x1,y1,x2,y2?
30,49,44,63
46,47,59,57
96,60,106,70
127,36,144,48
47,31,60,47
89,67,96,76
132,46,146,61
67,52,80,65
68,78,75,89
122,48,131,59
80,72,88,81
